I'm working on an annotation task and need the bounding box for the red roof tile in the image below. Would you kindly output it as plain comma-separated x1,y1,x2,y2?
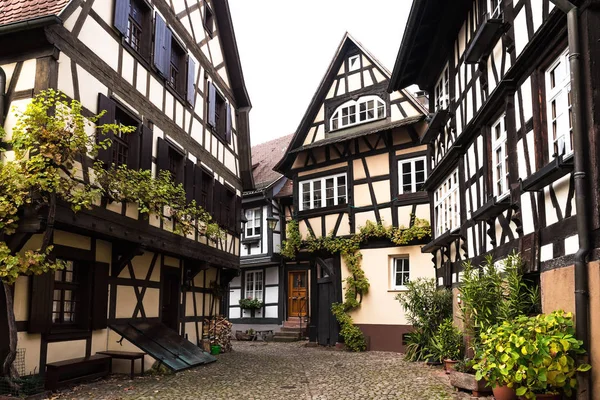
0,0,69,26
251,134,293,190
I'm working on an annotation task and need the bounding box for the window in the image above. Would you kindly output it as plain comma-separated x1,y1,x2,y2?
207,82,232,143
491,115,509,198
545,49,572,158
245,208,261,238
53,261,80,325
112,107,138,168
434,170,460,237
330,96,385,131
199,170,213,210
348,54,360,72
169,40,186,95
245,270,263,302
434,64,450,111
399,157,427,194
299,174,347,211
489,0,502,18
114,0,151,60
391,258,410,290
203,4,215,37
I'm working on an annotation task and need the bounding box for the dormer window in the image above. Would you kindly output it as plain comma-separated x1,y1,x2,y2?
330,96,385,131
348,55,360,72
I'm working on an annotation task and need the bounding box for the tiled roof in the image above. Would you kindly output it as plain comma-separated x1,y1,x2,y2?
0,0,69,26
251,134,293,190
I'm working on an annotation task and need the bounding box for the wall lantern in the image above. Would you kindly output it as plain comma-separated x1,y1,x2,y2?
266,216,278,231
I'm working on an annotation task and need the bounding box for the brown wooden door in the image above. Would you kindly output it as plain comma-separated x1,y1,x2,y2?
161,267,180,332
288,271,308,317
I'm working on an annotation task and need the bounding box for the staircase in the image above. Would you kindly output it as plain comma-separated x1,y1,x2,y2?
272,317,309,342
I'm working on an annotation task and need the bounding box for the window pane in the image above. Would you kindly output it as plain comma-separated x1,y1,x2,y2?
337,176,347,204
377,103,385,119
313,181,322,208
302,183,311,209
326,178,335,207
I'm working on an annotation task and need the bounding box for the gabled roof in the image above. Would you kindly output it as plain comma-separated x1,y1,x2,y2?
250,134,293,191
0,0,68,26
275,32,426,173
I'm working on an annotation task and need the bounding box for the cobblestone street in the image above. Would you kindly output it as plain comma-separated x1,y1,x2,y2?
54,342,483,400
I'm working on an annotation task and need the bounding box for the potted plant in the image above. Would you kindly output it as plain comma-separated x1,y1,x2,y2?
474,311,591,400
239,297,264,318
430,318,464,373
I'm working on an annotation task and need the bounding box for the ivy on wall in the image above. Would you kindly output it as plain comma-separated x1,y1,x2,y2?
281,217,431,351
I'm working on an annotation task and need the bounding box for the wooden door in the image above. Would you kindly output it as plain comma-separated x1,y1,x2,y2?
288,271,308,317
161,267,180,332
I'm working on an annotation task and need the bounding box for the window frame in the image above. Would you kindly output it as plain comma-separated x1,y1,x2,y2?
329,95,386,132
488,0,503,18
168,38,186,96
545,48,572,160
244,270,264,302
203,4,215,37
298,173,347,211
52,260,80,327
348,54,360,72
398,156,428,194
390,257,410,291
434,169,461,238
434,64,450,112
118,0,152,62
245,208,262,238
491,114,510,199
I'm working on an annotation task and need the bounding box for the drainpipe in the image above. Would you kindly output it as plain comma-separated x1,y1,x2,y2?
0,67,5,127
549,1,590,398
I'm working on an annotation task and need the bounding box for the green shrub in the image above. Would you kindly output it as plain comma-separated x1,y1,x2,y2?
474,311,591,398
429,318,464,362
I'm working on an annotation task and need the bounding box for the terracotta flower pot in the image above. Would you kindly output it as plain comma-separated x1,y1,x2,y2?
492,385,516,400
443,359,458,374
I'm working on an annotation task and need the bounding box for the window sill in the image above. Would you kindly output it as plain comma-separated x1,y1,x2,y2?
242,237,260,245
388,288,408,292
521,154,573,192
297,204,348,218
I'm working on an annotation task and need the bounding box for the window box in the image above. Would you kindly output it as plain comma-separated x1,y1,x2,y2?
421,108,450,144
464,17,506,64
422,230,462,253
520,155,573,192
470,196,511,222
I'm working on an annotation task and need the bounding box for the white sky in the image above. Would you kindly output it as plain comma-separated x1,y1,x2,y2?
228,0,414,146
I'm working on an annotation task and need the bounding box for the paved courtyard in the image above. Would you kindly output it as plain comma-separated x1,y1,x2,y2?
55,342,482,399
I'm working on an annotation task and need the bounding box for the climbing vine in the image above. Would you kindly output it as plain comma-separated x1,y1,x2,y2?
281,218,431,351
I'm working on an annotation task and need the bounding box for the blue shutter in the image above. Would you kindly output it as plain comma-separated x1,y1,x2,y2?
114,0,130,36
186,56,196,106
163,28,172,77
153,13,170,77
225,104,232,143
207,82,216,128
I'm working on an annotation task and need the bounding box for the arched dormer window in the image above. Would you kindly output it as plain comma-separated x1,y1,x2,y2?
330,95,386,131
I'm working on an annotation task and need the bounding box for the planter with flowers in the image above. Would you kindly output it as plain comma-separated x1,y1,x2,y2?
239,297,264,318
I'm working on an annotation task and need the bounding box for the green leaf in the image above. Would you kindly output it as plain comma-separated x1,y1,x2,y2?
516,387,527,396
577,364,592,372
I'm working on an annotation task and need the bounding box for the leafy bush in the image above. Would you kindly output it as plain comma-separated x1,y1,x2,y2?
396,278,452,361
238,297,263,310
474,311,591,398
429,318,464,362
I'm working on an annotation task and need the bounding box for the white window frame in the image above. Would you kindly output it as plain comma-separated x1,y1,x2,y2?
391,257,410,290
245,270,263,302
330,95,386,131
299,173,347,211
245,208,261,238
434,169,461,238
491,115,509,199
348,54,360,72
545,49,572,160
398,156,428,194
434,64,450,112
488,0,502,18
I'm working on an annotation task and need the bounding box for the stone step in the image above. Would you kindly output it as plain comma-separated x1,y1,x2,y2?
271,336,300,342
273,331,301,338
280,326,307,333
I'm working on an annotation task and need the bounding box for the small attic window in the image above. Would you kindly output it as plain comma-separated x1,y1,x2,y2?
348,55,360,72
204,5,215,37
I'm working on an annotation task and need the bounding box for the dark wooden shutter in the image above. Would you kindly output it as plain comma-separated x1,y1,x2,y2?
194,167,204,206
157,137,169,176
184,159,195,203
139,124,153,171
207,82,216,128
212,181,222,224
113,0,130,36
225,104,232,143
127,127,141,170
97,94,116,166
186,56,196,106
91,262,109,330
28,272,54,334
221,186,229,229
153,13,170,77
235,195,242,234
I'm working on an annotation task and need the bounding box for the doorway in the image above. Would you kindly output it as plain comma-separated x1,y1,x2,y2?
288,270,308,317
161,267,180,331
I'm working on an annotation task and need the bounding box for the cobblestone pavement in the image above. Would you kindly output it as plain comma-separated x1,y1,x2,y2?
55,342,491,400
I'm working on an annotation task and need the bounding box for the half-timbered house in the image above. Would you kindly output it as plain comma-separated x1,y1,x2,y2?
275,33,435,352
389,0,600,395
227,134,292,332
0,0,252,379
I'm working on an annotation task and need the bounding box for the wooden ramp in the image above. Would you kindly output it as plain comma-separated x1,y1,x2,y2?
110,321,216,372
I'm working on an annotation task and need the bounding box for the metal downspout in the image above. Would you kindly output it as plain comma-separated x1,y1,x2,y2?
0,67,5,127
550,1,590,398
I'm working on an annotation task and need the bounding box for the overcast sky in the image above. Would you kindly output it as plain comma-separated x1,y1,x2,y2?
228,0,414,146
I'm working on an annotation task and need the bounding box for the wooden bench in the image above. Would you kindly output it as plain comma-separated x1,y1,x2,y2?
45,354,111,391
97,351,145,379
